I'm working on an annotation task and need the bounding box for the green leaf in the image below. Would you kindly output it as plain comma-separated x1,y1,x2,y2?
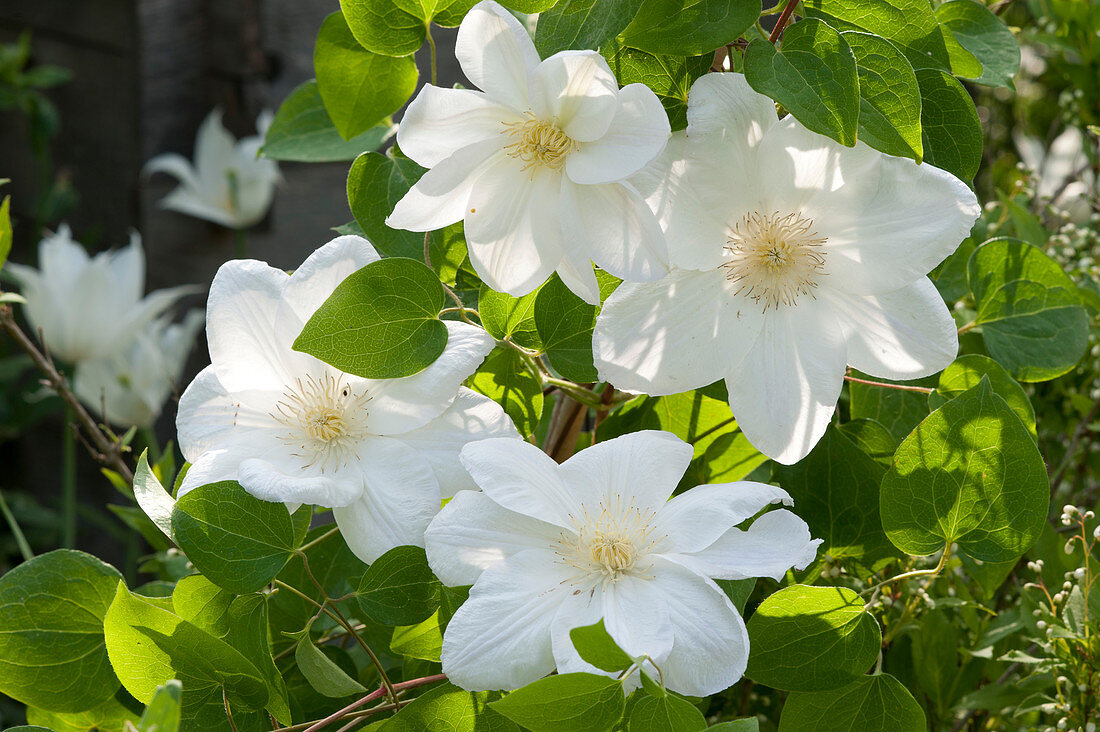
500,0,559,10
745,585,881,692
534,274,600,382
0,550,123,713
479,286,543,350
261,80,395,162
775,427,899,573
880,378,1048,562
294,257,449,379
569,619,634,673
935,0,1019,87
138,681,182,732
716,578,756,614
709,720,759,731
841,31,922,161
380,683,520,731
103,583,269,719
603,45,711,130
967,237,1090,382
172,574,233,637
314,11,418,140
340,0,426,57
778,673,925,731
134,449,176,541
534,0,645,57
619,0,760,57
836,418,896,465
225,595,293,726
929,354,1036,439
916,67,982,182
391,611,444,661
490,673,626,732
625,691,706,731
743,19,860,147
357,545,442,626
25,691,140,732
0,194,11,270
468,347,545,437
848,374,932,443
295,632,368,697
172,481,296,594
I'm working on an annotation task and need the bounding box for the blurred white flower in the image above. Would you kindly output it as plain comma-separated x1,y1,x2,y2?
145,109,279,229
74,309,204,428
5,225,196,363
1014,126,1096,222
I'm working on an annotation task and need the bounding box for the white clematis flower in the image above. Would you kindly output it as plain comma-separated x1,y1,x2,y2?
74,309,204,428
386,0,671,305
1014,126,1095,223
175,234,519,563
5,225,197,363
594,73,981,464
145,109,278,230
425,431,821,695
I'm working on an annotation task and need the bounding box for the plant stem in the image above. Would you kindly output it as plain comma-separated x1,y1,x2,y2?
863,546,950,599
956,320,976,335
843,374,934,394
233,228,248,259
423,231,432,268
61,406,77,548
298,525,338,553
295,674,447,732
425,25,438,87
768,0,800,43
0,488,34,561
1049,391,1100,489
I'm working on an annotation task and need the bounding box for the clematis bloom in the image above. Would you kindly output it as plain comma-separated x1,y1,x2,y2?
386,0,671,305
594,73,981,464
425,431,821,695
175,235,519,563
145,109,278,230
5,225,196,363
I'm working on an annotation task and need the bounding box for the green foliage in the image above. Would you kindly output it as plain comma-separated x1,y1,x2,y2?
744,18,860,147
133,449,176,541
569,619,634,673
880,378,1048,562
935,0,1020,87
928,354,1037,439
468,347,545,437
603,45,711,129
171,480,296,594
261,80,395,162
137,681,183,732
490,673,626,732
294,257,449,379
0,193,10,271
357,545,442,626
916,67,983,181
380,683,519,731
620,0,760,57
479,286,542,350
341,0,474,58
841,31,923,161
294,630,368,697
778,673,926,731
746,585,881,692
625,690,707,731
533,274,601,382
0,550,122,712
314,11,418,140
534,0,646,57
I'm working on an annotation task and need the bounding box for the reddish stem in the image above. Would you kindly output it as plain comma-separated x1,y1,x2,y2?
768,0,800,43
301,674,447,732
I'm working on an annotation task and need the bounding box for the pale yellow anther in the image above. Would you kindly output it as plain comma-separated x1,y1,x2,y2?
502,114,577,171
721,211,828,311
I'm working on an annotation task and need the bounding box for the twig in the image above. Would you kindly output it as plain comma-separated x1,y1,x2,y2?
0,303,134,484
768,0,800,43
0,488,34,561
863,546,950,599
298,674,447,732
544,393,588,462
1049,392,1100,488
843,373,934,394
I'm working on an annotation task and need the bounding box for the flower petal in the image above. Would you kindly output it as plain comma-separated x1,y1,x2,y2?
386,140,504,233
602,574,674,662
566,83,670,184
455,0,540,111
646,557,749,697
441,549,571,691
724,298,847,464
459,438,579,529
555,252,602,306
560,179,668,284
394,388,521,498
686,73,778,144
194,109,238,190
363,321,495,436
177,447,242,496
668,509,821,582
464,161,565,297
176,366,280,459
549,589,606,676
824,278,957,381
158,189,239,228
594,269,764,396
528,51,618,143
656,481,794,555
280,235,382,323
398,85,523,168
143,152,202,190
332,436,441,563
238,457,363,508
425,489,563,586
557,431,693,515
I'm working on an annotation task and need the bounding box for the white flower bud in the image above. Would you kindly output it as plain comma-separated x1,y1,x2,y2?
1074,568,1086,581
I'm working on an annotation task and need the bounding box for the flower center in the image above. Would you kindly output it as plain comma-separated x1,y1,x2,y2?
271,373,371,472
555,501,661,582
502,114,577,171
720,211,827,310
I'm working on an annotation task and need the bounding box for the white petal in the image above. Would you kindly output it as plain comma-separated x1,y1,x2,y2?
559,180,668,283
668,509,821,582
394,388,521,498
549,589,606,676
554,252,602,306
464,161,564,297
178,448,243,496
386,141,504,233
143,152,202,190
602,574,674,662
557,431,693,515
528,51,618,143
239,457,363,508
566,84,670,184
398,86,523,168
593,269,764,396
194,109,238,190
824,278,957,381
441,549,571,691
656,481,794,555
685,72,778,146
425,489,563,586
280,235,381,323
459,438,579,529
364,321,495,436
724,299,847,464
647,557,749,697
158,189,239,228
332,437,441,563
455,0,540,111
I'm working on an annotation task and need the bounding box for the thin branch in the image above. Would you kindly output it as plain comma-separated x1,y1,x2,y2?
768,0,800,43
1049,392,1100,488
297,674,447,732
863,546,950,599
844,374,934,394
